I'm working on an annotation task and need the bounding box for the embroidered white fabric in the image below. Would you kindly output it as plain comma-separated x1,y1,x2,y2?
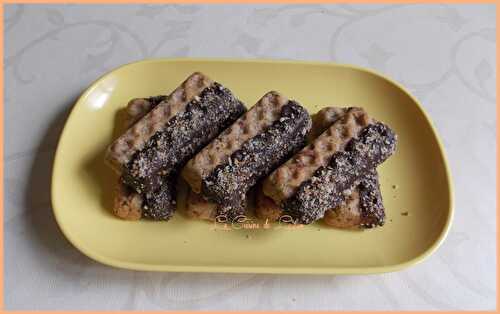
5,4,495,310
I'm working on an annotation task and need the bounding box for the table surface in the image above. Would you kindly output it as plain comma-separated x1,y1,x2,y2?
5,4,496,311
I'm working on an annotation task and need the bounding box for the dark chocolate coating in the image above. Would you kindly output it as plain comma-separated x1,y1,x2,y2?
283,122,397,224
215,195,248,222
140,174,177,220
123,83,246,196
357,169,385,228
202,101,312,216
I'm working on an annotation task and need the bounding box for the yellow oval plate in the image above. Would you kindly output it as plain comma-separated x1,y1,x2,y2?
52,58,453,274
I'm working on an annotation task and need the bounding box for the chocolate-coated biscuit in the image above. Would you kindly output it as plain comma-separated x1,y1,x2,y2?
183,91,312,220
122,82,246,196
109,72,246,220
283,122,397,224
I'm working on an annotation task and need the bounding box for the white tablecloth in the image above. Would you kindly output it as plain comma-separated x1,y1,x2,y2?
5,4,496,310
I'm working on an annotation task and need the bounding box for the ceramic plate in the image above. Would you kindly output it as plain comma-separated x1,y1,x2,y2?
52,58,453,274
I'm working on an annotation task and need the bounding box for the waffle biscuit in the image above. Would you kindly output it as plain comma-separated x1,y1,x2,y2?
110,73,246,220
121,82,246,197
309,107,349,139
256,107,350,222
185,189,218,221
183,91,312,220
255,156,386,228
106,72,214,173
123,79,245,193
323,169,385,228
125,95,167,126
255,187,282,221
262,107,371,205
314,107,386,228
283,122,397,224
183,91,291,193
113,182,143,220
113,97,165,220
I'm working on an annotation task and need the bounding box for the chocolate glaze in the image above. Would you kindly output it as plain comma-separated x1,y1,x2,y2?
123,83,246,196
215,195,248,222
283,122,397,224
357,169,385,228
202,101,312,218
140,173,177,220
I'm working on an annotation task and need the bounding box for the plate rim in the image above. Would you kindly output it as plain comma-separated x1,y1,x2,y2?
51,57,455,274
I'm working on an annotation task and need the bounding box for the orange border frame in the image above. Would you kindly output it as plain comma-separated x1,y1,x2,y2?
1,0,498,312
